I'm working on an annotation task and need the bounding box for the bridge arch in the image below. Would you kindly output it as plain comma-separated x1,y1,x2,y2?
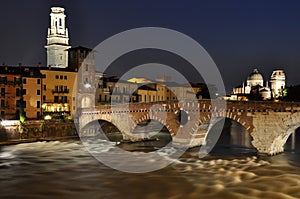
80,119,123,141
202,117,257,155
133,114,176,137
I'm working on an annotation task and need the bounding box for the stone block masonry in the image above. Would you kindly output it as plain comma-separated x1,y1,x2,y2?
0,121,77,145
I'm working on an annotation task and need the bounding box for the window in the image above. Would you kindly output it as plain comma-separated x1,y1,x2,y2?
16,100,20,108
1,76,7,84
43,85,46,90
59,18,62,26
63,96,67,103
72,97,75,101
23,78,27,84
60,75,63,79
37,79,41,84
64,75,67,80
0,111,4,117
1,88,5,96
37,101,40,108
54,96,59,103
43,95,46,101
37,112,41,118
1,100,5,107
23,101,26,108
22,89,26,95
16,88,20,97
56,75,59,79
37,90,41,95
85,64,89,71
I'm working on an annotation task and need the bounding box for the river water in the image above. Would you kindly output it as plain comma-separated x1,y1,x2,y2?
1,126,300,199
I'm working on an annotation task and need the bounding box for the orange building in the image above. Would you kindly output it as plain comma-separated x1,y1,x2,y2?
22,67,45,119
0,66,45,120
0,72,22,120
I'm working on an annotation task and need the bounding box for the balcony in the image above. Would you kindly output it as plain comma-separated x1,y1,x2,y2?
52,89,70,94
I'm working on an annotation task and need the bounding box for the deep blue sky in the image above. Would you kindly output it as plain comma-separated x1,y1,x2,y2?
1,0,300,92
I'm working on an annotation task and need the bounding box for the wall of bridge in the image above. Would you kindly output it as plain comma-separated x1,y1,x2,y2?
78,100,300,155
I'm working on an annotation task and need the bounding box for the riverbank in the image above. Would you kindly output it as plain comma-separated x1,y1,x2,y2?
0,120,78,145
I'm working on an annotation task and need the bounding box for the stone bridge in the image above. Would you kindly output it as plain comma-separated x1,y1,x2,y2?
77,100,300,155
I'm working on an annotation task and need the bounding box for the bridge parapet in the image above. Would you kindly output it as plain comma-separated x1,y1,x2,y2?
78,100,300,155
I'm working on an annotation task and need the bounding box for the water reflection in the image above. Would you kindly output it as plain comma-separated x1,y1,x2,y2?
207,118,257,156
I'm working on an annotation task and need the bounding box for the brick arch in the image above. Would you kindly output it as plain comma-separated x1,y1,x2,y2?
133,113,175,137
79,112,115,131
198,110,254,133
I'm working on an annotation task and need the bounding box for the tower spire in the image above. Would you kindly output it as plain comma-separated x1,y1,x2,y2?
45,7,71,68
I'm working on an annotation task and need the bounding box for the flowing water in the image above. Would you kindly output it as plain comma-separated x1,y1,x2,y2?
1,126,300,199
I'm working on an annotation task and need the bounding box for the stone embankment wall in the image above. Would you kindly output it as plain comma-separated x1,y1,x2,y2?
0,120,78,145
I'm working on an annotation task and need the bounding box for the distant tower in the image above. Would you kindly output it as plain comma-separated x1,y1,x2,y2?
45,7,71,68
270,70,285,98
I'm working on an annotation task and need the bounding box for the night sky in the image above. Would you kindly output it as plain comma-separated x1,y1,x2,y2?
1,0,300,92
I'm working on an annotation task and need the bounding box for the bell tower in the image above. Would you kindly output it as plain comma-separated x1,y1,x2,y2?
45,7,71,68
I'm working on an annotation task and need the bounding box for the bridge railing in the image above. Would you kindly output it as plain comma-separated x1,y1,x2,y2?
78,99,300,114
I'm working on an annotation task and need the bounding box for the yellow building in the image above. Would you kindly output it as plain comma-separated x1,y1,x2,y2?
22,67,45,119
40,67,77,119
137,85,157,103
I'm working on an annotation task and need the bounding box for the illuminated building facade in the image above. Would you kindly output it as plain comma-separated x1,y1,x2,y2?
69,46,96,110
40,68,77,119
22,67,45,119
0,66,44,120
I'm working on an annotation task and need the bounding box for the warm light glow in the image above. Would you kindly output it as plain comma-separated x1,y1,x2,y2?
84,83,91,88
1,120,20,126
44,115,52,120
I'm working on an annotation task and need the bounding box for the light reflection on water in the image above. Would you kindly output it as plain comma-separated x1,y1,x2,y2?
0,127,300,198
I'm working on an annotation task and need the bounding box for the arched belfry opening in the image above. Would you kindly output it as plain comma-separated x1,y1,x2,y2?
205,118,257,156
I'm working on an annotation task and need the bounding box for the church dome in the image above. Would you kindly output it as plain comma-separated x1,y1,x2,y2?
247,69,263,81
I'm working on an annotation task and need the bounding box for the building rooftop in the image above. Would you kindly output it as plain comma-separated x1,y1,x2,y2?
0,65,45,78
